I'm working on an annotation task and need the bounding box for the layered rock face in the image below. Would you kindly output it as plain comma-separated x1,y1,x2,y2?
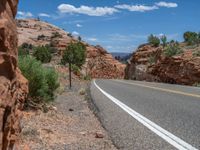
0,1,28,149
126,44,200,85
85,45,125,79
17,19,125,79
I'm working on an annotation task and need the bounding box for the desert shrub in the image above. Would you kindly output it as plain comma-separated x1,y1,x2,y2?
37,34,46,40
18,47,30,56
33,46,52,63
193,51,200,57
61,42,86,67
160,35,167,47
183,31,199,45
148,34,160,47
51,32,62,39
18,56,59,102
71,64,80,75
45,68,60,99
148,55,156,65
83,75,91,81
45,44,57,54
67,33,72,37
78,36,82,42
21,43,33,49
164,42,183,57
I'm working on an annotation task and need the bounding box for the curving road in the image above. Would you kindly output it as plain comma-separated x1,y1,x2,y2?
90,79,200,150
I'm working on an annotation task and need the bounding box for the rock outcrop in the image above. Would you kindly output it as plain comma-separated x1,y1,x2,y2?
126,44,200,85
0,1,28,149
17,19,125,79
85,45,125,79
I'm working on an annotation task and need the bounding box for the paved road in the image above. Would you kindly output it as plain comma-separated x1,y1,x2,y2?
90,79,200,150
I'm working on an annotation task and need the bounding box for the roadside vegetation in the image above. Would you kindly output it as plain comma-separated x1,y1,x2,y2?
18,43,59,109
19,56,59,107
164,42,183,57
61,42,86,87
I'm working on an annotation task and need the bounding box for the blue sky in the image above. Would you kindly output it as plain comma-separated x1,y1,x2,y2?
17,0,200,53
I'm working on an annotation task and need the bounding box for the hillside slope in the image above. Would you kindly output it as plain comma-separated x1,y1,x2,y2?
17,19,125,79
125,43,200,85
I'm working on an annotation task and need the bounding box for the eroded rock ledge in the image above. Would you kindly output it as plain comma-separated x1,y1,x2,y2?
0,0,28,149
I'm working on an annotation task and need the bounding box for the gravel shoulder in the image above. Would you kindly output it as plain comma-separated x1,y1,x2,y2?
19,80,117,150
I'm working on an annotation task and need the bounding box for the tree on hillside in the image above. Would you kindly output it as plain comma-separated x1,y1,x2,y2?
183,31,199,45
61,42,86,88
148,34,160,47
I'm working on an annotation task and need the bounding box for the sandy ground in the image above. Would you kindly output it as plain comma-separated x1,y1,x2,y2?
19,81,117,150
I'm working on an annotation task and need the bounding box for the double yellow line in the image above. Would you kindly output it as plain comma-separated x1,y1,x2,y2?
114,80,200,98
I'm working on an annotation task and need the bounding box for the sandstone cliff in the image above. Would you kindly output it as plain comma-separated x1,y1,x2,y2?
125,44,200,85
0,0,28,150
17,19,125,79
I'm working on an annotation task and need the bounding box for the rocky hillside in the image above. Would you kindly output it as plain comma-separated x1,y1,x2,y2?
0,0,28,149
125,43,200,86
17,19,125,79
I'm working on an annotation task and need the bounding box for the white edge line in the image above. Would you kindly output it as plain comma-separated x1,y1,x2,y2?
93,80,198,150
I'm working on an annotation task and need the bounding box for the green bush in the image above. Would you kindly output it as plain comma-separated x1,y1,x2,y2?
160,35,167,48
19,56,59,102
61,42,86,67
164,42,183,57
51,32,62,39
71,64,80,75
33,46,52,63
183,31,199,45
18,47,29,56
148,34,160,47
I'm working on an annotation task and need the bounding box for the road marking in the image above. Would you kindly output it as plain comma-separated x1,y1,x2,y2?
94,80,198,150
114,80,200,98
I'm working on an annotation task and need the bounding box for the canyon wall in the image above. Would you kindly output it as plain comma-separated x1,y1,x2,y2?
0,0,28,149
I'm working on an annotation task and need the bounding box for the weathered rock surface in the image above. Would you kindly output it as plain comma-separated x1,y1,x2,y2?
125,44,200,85
17,19,125,79
0,1,28,149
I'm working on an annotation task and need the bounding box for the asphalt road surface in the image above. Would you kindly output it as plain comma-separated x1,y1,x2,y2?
90,79,200,150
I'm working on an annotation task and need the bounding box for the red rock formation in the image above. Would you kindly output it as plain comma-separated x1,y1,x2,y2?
0,0,28,149
85,45,125,79
126,44,200,85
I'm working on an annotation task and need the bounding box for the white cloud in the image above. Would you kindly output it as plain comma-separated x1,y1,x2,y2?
87,38,98,42
57,4,119,16
38,13,50,17
72,31,80,36
115,4,158,12
17,11,33,18
156,1,178,8
76,24,82,28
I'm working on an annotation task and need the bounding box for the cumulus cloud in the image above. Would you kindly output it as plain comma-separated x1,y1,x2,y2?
115,4,158,12
72,31,80,36
57,4,119,16
17,11,33,18
76,24,82,28
38,13,50,17
155,1,178,8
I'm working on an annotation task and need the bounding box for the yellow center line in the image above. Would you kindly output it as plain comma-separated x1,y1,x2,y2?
114,80,200,98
